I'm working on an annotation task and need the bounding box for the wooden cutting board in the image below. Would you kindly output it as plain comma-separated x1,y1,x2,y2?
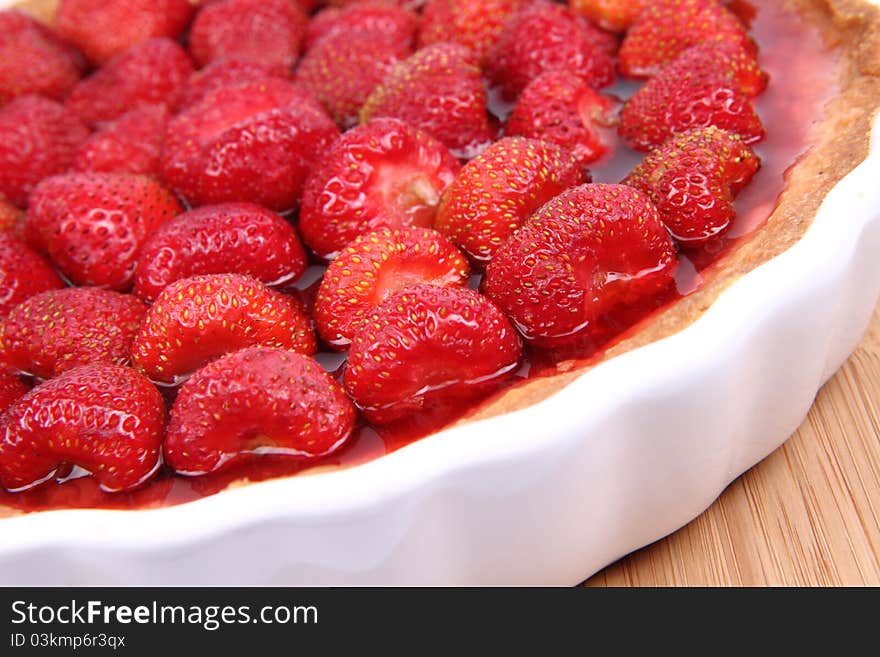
585,303,880,586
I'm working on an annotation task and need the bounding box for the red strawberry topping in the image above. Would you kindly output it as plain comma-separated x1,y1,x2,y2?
569,0,646,32
0,287,147,379
315,227,470,348
0,233,64,321
304,1,418,52
0,368,26,416
299,118,460,259
482,183,678,349
134,202,308,303
160,78,339,211
506,71,621,166
131,273,317,384
188,0,308,70
623,126,760,243
435,137,588,263
344,284,522,423
165,347,356,475
0,95,89,207
360,43,494,159
72,104,169,176
0,10,83,105
0,365,165,493
25,172,183,290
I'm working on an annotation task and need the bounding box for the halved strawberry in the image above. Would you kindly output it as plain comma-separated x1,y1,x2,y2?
360,43,494,159
315,227,470,348
0,10,83,104
344,284,522,424
0,365,165,493
56,0,194,65
131,273,317,384
486,2,617,101
188,0,308,70
72,104,168,176
619,0,754,78
569,0,646,32
0,368,26,416
418,0,531,64
435,137,587,263
134,202,308,303
165,347,356,476
304,1,418,52
299,118,460,259
25,172,183,290
176,58,292,110
0,233,63,321
160,78,339,211
482,183,678,349
65,37,194,127
0,287,147,379
505,71,621,166
623,126,760,243
0,95,89,207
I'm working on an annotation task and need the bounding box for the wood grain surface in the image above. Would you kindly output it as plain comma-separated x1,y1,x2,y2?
585,303,880,587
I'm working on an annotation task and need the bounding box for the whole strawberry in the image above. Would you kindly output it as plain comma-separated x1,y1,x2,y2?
0,288,147,380
189,0,308,70
506,72,621,166
486,2,616,101
160,78,339,211
73,104,169,176
0,96,89,208
0,368,26,416
176,58,293,110
483,184,678,349
345,284,522,424
56,0,194,65
304,1,418,51
435,137,587,263
569,0,646,32
619,0,753,78
361,43,494,159
624,127,760,243
0,365,166,493
315,228,470,348
65,38,194,127
165,348,356,476
0,233,64,321
131,273,317,384
0,10,83,104
134,202,308,303
26,173,183,290
299,118,460,259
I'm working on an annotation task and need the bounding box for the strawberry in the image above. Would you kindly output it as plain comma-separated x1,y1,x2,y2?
619,45,765,151
72,104,168,176
160,78,339,211
176,58,292,110
0,365,166,493
315,227,470,348
0,10,83,104
0,95,89,208
0,199,23,235
188,0,308,70
418,0,531,64
505,72,621,167
0,288,147,379
0,233,64,321
299,118,460,259
435,137,587,264
486,2,617,101
0,368,26,416
619,0,753,78
482,183,678,349
134,202,308,303
344,284,522,423
295,33,409,128
660,41,768,97
623,126,760,243
131,273,317,384
165,347,356,475
65,38,194,127
360,43,494,159
568,0,646,32
304,1,418,52
25,173,183,290
56,0,194,65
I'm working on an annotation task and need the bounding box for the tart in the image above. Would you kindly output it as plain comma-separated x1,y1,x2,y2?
0,0,877,551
